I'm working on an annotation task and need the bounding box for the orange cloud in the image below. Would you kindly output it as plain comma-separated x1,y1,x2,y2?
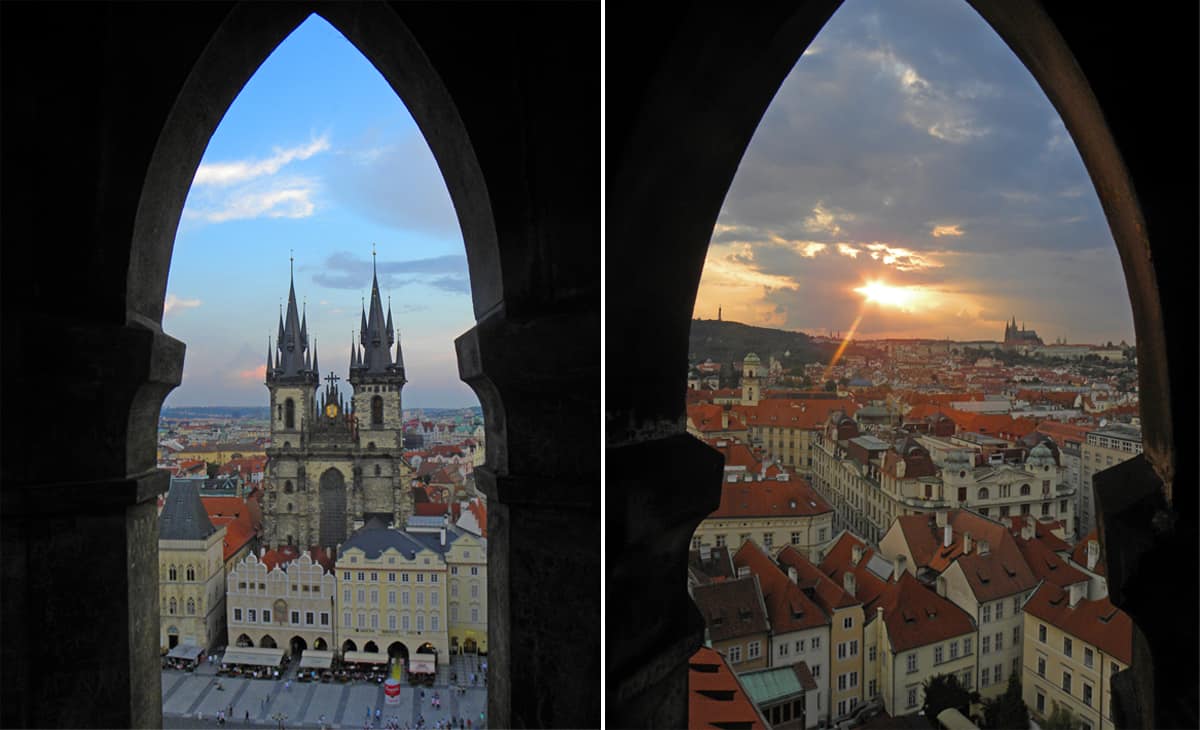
931,224,964,238
237,365,267,381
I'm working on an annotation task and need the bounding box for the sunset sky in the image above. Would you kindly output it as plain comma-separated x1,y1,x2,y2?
694,0,1136,346
163,15,480,408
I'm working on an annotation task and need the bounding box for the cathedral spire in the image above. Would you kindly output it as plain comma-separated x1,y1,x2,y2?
275,253,311,379
386,295,395,346
311,338,319,376
266,336,274,380
361,246,394,374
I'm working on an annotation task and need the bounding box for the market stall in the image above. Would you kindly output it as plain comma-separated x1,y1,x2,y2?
296,649,335,681
407,656,437,687
341,650,388,682
164,643,205,671
218,647,288,679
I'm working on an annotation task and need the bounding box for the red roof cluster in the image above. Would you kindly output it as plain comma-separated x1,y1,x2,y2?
732,398,860,431
201,495,262,562
877,572,977,652
733,540,830,634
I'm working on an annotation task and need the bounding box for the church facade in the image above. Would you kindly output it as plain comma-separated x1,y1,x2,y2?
1003,316,1044,351
263,263,414,549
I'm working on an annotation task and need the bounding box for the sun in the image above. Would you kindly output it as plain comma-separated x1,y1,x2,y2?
854,280,920,309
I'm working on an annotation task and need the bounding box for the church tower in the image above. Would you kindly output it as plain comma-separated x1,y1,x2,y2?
741,352,762,406
266,263,319,448
349,252,407,451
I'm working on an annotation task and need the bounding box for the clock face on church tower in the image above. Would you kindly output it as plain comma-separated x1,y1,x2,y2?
325,403,339,419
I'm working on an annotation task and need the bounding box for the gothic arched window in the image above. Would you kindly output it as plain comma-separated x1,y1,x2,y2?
187,598,196,615
169,598,177,615
284,480,294,494
371,396,383,426
1020,483,1031,496
978,488,989,500
285,398,296,429
186,566,195,581
168,565,177,581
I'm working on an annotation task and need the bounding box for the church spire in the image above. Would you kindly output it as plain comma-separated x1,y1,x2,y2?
386,295,395,346
274,253,313,381
266,336,274,380
361,245,394,374
311,338,319,377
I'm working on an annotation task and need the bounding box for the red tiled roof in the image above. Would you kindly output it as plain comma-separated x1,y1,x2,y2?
1014,532,1090,589
818,532,892,613
734,541,830,634
1023,582,1132,664
895,511,1039,601
257,545,335,574
1035,420,1091,446
201,496,262,562
1004,515,1071,553
688,647,767,730
466,499,487,537
688,403,747,433
414,502,450,517
710,479,832,520
1070,531,1106,576
878,572,976,653
732,398,859,431
704,438,763,472
776,546,860,612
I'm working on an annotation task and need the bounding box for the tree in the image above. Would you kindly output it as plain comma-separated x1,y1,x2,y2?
1042,701,1081,730
921,673,978,728
982,671,1030,729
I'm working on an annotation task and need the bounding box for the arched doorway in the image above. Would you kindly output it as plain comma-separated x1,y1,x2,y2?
236,634,254,648
314,638,328,651
417,642,437,658
290,636,307,657
342,639,358,654
260,635,277,649
462,637,478,655
167,627,180,650
364,641,380,654
387,641,409,663
319,468,348,546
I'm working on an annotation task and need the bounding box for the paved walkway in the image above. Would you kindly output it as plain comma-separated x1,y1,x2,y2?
163,653,489,729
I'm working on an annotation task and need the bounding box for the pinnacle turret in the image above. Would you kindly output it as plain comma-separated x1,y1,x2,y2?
270,256,317,383
311,339,319,376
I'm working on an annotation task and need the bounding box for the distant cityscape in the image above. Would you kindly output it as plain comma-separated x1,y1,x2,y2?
685,318,1137,730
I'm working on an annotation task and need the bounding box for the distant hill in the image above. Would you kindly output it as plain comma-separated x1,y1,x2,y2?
161,406,270,420
689,319,833,367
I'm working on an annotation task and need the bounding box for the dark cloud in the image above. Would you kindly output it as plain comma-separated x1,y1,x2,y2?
310,251,470,293
701,0,1132,342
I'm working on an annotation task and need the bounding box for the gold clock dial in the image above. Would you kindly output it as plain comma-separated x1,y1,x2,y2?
325,403,339,418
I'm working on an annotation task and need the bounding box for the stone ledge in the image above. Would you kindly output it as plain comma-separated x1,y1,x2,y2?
1,469,170,515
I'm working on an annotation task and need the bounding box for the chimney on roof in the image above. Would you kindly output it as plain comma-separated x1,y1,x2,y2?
1069,582,1085,608
936,575,947,597
788,566,798,584
1022,515,1036,541
963,532,973,555
851,544,863,564
1086,540,1099,571
978,540,990,556
721,411,729,429
843,571,856,596
943,523,952,548
936,510,948,528
893,554,907,582
737,565,751,579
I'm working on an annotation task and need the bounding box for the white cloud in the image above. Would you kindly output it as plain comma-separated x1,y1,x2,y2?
804,203,853,236
862,242,942,271
185,177,319,223
837,243,861,258
164,293,202,316
193,135,330,187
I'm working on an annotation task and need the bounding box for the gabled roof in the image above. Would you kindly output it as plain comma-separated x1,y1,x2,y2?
688,647,767,730
1013,532,1090,589
1023,582,1132,664
878,572,976,653
710,479,832,519
1004,515,1071,553
775,546,860,613
734,541,830,634
159,480,218,541
817,532,891,615
339,522,458,560
895,511,1038,600
692,575,770,643
689,546,737,585
705,438,764,472
1070,530,1106,576
731,398,860,430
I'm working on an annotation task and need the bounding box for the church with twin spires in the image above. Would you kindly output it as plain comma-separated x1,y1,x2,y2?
263,257,414,548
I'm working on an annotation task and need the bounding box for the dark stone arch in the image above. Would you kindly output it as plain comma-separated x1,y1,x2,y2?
606,3,1195,728
314,638,328,651
387,641,409,662
289,636,307,656
364,641,379,654
236,634,254,648
260,635,277,650
371,395,383,426
1,3,598,729
342,639,357,654
285,398,295,430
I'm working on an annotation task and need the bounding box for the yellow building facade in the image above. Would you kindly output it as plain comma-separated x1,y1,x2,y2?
445,529,488,654
159,481,228,653
1022,582,1132,730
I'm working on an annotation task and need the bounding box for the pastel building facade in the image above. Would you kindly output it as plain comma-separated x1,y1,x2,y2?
159,481,228,653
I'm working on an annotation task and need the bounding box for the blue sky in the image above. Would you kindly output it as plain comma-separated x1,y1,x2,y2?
163,15,480,408
695,0,1136,346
